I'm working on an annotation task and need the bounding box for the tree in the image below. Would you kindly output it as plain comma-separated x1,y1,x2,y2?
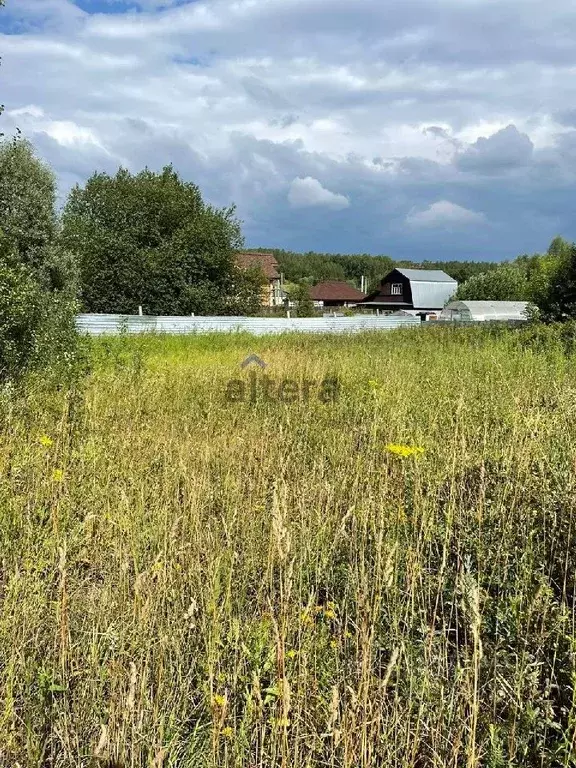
0,137,56,269
513,237,572,312
538,241,576,321
292,283,315,317
264,248,495,291
454,263,529,302
225,265,266,316
0,137,77,381
62,166,253,315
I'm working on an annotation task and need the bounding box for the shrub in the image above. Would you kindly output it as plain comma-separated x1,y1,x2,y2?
0,137,78,383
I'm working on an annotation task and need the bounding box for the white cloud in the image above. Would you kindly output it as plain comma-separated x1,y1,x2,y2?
288,177,350,209
2,0,576,258
406,200,485,227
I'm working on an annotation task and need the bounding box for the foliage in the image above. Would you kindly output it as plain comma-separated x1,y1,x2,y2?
248,248,499,292
0,137,57,271
0,137,77,381
249,248,394,291
225,265,266,316
452,237,575,312
453,262,529,302
0,259,47,378
62,166,254,316
2,326,576,765
292,282,315,316
537,241,576,321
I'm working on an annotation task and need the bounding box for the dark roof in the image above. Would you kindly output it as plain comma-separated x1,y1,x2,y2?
309,281,366,301
236,252,280,280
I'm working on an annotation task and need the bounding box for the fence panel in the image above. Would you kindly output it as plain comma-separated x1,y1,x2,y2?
76,314,421,336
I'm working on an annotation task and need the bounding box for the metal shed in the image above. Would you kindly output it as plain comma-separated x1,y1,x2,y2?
440,300,530,322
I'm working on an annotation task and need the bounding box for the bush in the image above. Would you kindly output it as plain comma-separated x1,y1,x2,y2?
0,262,46,378
0,137,78,383
292,283,315,317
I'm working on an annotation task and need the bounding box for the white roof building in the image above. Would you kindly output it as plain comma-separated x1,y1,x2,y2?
440,300,530,322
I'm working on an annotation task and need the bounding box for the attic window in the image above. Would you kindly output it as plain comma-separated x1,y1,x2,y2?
391,283,402,295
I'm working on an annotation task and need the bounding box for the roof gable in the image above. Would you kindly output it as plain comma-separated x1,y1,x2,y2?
363,267,457,309
236,252,280,279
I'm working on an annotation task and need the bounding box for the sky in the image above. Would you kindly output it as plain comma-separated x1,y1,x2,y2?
1,0,576,260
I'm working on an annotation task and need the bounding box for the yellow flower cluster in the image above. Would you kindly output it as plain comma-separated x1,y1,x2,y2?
39,435,53,448
385,443,425,458
301,601,338,627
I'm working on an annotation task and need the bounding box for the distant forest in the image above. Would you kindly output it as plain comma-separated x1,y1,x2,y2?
243,248,500,292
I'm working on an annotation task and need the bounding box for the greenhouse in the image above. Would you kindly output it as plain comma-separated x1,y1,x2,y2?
440,300,530,322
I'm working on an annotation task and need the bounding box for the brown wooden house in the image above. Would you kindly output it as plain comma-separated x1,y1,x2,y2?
361,268,457,313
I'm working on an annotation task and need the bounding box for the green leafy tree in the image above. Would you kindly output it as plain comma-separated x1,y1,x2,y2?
62,166,251,315
292,282,315,317
515,237,572,310
225,265,266,316
454,263,529,302
0,137,77,381
538,241,576,321
0,137,57,269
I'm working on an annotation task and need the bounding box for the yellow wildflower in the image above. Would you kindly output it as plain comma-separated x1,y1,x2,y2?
385,443,425,458
324,608,336,620
286,649,298,659
330,638,338,649
213,694,226,708
39,435,53,448
52,469,64,482
221,726,234,739
300,611,314,628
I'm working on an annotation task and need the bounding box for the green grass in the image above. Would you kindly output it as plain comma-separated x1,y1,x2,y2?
1,326,576,767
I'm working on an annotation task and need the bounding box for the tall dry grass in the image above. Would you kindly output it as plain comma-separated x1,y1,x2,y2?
1,326,576,767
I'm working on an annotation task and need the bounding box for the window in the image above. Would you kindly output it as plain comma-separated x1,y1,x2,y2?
391,283,402,296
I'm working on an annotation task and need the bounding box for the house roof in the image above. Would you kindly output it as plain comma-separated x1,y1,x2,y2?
236,252,280,280
309,281,367,302
395,268,456,283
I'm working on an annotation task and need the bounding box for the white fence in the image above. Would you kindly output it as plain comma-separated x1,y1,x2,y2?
76,313,421,336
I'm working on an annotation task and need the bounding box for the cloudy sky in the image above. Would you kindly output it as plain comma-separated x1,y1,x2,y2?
1,0,576,260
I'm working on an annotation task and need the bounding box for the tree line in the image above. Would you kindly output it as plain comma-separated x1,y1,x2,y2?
244,247,499,293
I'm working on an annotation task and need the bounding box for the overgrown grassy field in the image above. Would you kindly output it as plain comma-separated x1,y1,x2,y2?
2,326,576,767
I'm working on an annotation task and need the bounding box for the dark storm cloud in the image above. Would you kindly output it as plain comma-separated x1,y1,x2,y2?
2,0,576,259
